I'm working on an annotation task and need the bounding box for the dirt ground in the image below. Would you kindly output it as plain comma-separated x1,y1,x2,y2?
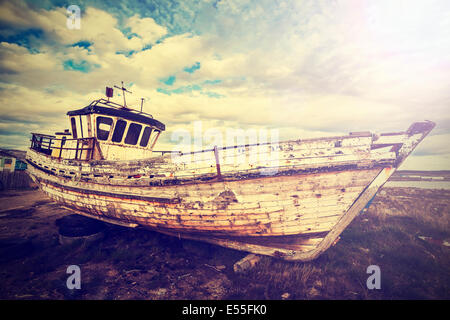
0,186,449,300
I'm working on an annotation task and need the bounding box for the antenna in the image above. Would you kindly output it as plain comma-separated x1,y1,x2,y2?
114,81,132,108
140,98,144,113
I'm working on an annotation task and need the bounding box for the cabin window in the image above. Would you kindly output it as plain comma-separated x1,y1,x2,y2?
112,119,127,143
79,115,90,138
139,127,152,147
124,123,142,145
149,130,160,148
70,117,78,139
96,116,113,141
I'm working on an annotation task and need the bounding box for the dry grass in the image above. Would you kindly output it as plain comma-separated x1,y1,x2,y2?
0,187,449,299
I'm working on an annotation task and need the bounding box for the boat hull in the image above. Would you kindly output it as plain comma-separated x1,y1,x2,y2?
26,153,390,260
25,121,435,260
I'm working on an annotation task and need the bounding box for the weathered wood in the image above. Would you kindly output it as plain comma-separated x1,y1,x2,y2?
233,254,262,273
25,120,435,260
28,164,377,237
0,171,34,190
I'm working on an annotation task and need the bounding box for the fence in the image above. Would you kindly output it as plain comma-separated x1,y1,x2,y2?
0,171,35,190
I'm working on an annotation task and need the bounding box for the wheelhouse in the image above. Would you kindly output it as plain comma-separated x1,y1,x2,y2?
30,98,165,161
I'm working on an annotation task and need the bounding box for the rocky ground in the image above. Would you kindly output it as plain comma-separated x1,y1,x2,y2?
0,187,449,300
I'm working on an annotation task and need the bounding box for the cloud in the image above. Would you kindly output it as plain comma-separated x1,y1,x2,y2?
0,41,57,74
126,14,167,44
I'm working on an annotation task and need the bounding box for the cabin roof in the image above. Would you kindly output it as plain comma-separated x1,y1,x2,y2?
67,99,165,131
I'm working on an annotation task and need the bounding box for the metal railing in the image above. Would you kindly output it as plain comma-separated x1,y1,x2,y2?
30,133,96,160
89,98,154,118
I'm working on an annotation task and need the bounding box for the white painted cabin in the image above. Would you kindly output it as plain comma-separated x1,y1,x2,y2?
31,99,166,161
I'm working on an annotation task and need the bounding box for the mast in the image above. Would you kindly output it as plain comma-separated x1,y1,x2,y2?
114,81,132,108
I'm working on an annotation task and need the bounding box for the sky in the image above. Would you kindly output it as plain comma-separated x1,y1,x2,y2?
0,0,449,170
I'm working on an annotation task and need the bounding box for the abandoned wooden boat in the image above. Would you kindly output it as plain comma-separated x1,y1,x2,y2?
25,90,435,261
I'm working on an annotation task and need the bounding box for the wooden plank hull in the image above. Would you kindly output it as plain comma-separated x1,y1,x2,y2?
25,121,435,260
